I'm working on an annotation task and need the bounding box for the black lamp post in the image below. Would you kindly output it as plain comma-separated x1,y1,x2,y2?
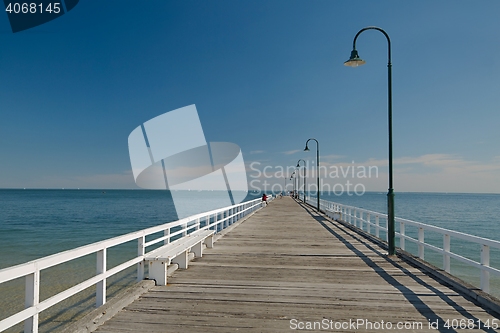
296,159,306,202
283,176,287,196
304,138,320,211
290,172,295,198
295,173,300,196
344,26,395,256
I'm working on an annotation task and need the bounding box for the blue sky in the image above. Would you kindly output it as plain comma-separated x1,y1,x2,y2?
1,0,499,193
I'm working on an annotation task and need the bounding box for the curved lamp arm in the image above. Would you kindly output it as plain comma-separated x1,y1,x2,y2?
351,26,391,65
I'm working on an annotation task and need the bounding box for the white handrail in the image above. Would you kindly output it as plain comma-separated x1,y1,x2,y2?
0,195,272,333
305,195,500,295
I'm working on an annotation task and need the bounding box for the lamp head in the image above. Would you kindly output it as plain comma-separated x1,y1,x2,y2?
344,49,366,67
296,162,300,167
304,145,310,152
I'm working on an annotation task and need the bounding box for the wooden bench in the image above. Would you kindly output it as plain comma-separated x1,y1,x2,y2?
145,229,214,286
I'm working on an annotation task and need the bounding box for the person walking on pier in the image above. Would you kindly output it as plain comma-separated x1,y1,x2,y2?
262,193,268,207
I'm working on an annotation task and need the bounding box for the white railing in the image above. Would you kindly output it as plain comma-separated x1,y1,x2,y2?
305,196,500,295
0,196,271,333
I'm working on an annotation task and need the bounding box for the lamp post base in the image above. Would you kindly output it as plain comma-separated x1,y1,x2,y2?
387,188,395,255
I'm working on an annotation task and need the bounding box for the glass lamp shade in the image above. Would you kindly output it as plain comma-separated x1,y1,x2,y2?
344,49,366,67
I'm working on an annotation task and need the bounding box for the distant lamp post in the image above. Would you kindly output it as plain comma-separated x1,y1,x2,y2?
344,26,395,256
296,159,306,202
283,176,288,195
304,138,320,211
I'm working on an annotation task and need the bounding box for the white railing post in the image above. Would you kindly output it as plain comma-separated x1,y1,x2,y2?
366,213,371,234
400,222,405,250
220,211,224,230
375,215,380,238
481,244,490,293
24,271,40,333
386,217,389,242
418,228,425,259
137,236,145,282
96,248,107,307
164,227,170,245
348,208,352,224
359,211,363,230
196,217,200,230
443,234,450,273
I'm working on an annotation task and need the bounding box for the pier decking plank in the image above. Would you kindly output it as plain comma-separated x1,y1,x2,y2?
94,197,499,332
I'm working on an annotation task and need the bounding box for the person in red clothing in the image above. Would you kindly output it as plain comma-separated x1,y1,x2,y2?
262,193,268,206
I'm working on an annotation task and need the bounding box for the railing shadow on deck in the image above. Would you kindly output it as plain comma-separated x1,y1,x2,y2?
295,200,499,333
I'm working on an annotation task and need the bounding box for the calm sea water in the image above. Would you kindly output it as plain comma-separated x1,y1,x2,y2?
1,190,499,331
0,189,262,269
0,189,177,269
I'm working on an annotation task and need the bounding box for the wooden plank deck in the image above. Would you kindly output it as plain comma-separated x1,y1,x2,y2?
94,197,499,332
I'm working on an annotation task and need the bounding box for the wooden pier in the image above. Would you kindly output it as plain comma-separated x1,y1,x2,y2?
93,197,499,332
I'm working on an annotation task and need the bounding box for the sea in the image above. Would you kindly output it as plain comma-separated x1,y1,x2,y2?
1,189,500,332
